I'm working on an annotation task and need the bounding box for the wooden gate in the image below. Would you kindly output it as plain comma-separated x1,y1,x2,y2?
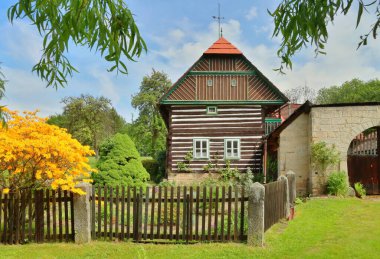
347,129,380,194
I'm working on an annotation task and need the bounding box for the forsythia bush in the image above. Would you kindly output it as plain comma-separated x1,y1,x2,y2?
0,108,96,194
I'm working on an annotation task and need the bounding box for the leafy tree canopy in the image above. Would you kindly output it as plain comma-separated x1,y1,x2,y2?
47,94,126,156
128,69,172,158
7,0,146,88
315,78,380,104
92,133,149,187
270,0,380,72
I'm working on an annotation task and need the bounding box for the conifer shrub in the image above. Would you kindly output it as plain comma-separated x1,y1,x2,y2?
92,133,150,187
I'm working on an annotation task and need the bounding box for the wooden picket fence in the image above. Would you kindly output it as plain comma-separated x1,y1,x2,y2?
0,189,74,244
264,180,287,231
90,185,248,243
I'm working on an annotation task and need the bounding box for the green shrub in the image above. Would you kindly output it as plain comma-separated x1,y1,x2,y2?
156,150,167,182
92,133,150,187
354,182,366,198
326,171,348,196
141,158,159,182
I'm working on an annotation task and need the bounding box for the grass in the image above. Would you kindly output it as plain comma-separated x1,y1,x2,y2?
1,197,379,258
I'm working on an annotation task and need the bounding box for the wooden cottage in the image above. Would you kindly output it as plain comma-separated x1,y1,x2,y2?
159,37,289,183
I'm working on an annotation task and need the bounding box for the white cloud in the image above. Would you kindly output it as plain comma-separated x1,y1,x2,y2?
245,6,258,20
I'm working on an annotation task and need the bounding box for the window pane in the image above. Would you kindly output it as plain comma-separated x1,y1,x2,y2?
227,141,231,149
196,141,200,149
233,141,238,149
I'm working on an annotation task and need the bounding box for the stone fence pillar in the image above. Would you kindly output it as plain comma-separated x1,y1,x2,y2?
286,171,296,220
73,182,92,244
278,175,290,219
247,182,265,247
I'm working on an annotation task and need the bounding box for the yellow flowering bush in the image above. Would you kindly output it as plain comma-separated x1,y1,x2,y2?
0,108,96,195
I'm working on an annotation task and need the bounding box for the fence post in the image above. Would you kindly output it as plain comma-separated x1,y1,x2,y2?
73,182,92,244
247,182,265,247
278,175,290,219
286,171,296,220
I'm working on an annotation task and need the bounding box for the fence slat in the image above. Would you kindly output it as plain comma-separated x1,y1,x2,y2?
115,186,119,240
20,191,26,244
157,186,162,239
15,193,20,244
189,186,193,242
182,186,187,241
97,186,101,239
234,186,238,241
176,186,180,241
163,186,168,239
52,190,57,242
46,190,50,241
58,190,63,242
0,192,2,242
169,186,174,240
9,194,14,244
150,187,155,240
3,194,8,244
127,186,131,239
121,186,125,240
195,186,200,241
103,186,108,240
214,186,219,241
109,187,113,241
144,187,149,240
207,187,212,241
221,186,225,242
240,188,245,240
64,190,69,242
201,186,206,241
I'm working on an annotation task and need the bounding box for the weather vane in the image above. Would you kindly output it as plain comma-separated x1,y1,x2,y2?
212,3,224,38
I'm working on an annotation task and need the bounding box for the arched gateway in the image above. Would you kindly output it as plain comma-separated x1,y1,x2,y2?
267,102,380,196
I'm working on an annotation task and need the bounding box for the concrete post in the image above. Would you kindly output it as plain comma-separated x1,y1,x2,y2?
247,182,265,247
278,175,290,219
286,171,296,220
73,182,92,244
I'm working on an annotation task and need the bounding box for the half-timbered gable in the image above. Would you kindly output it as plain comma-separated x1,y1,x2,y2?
160,37,288,182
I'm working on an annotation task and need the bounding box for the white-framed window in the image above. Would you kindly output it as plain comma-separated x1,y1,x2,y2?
231,78,237,87
224,139,240,160
207,79,213,87
193,138,209,159
206,106,217,115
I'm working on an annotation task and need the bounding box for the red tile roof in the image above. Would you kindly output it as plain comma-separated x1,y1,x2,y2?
204,37,242,54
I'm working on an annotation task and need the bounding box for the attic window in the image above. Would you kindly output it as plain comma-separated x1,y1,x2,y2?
231,79,237,87
206,106,217,114
207,79,213,87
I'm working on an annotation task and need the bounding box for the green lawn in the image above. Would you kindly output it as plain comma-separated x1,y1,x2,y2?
1,197,379,258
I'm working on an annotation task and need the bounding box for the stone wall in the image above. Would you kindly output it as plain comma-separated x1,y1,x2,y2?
309,105,380,195
278,113,310,196
168,172,220,184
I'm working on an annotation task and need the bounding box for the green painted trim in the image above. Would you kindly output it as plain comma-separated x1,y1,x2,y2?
160,100,285,105
265,118,282,123
188,71,255,76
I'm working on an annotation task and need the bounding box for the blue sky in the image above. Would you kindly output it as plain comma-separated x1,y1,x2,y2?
0,1,379,121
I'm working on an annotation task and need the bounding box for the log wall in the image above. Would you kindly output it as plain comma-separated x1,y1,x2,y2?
168,105,264,174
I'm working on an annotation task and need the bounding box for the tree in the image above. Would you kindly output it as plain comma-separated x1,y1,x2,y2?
92,133,149,187
285,84,316,103
0,108,95,194
48,95,126,156
6,0,146,88
130,70,172,158
270,1,380,72
315,78,380,104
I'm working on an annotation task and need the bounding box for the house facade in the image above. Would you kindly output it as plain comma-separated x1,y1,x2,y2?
159,37,288,183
